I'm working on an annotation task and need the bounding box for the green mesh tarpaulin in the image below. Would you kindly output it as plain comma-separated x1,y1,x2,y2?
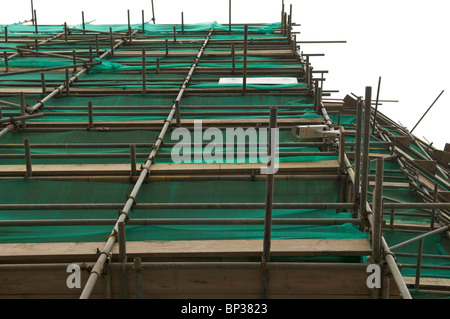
1,21,281,35
383,230,450,279
0,179,366,244
0,128,337,165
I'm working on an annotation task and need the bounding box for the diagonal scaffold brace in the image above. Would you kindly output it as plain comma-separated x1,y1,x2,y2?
79,28,215,299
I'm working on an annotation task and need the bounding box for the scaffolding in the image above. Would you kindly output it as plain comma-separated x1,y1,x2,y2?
0,2,449,299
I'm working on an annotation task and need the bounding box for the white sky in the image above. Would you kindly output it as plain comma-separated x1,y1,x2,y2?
1,0,449,150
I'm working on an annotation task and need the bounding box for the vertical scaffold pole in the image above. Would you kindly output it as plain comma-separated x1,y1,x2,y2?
229,0,232,32
24,138,32,177
181,12,184,33
262,106,278,299
242,25,248,95
371,157,384,298
95,35,99,57
82,11,85,34
134,257,143,299
34,10,38,34
3,52,8,72
110,28,114,57
127,10,131,35
19,92,26,130
151,0,156,24
231,43,235,74
410,90,444,134
130,144,136,177
142,48,146,94
360,87,372,221
175,100,181,127
88,101,93,129
118,221,128,299
31,0,34,25
353,97,363,215
414,238,424,289
372,76,381,134
40,73,45,94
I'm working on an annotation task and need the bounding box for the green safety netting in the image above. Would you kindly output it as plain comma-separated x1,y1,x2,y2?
0,128,336,165
0,93,315,123
383,230,450,279
87,58,302,74
0,178,365,245
409,289,450,299
0,21,282,35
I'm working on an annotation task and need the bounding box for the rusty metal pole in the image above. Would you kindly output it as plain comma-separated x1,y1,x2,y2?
242,25,248,95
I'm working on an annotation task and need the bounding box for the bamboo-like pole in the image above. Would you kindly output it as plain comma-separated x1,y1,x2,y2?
30,0,34,26
118,221,128,298
360,87,372,220
151,0,155,24
175,100,181,127
242,25,248,95
34,10,38,34
24,138,32,177
372,157,384,265
130,144,136,177
109,28,114,56
0,218,358,227
0,202,355,210
134,257,143,299
414,238,424,289
3,52,8,72
410,90,444,133
19,92,26,130
82,11,85,33
65,69,70,96
142,48,146,94
231,43,235,74
261,106,278,298
181,12,184,33
127,10,131,35
40,73,45,94
353,98,362,207
0,124,15,138
87,101,93,129
229,0,232,32
95,35,100,56
372,76,381,134
370,158,384,299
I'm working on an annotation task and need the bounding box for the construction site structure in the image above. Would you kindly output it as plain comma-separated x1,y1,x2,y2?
0,3,449,299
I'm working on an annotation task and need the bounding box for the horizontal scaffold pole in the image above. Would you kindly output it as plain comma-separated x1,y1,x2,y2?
0,218,358,227
0,202,355,210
